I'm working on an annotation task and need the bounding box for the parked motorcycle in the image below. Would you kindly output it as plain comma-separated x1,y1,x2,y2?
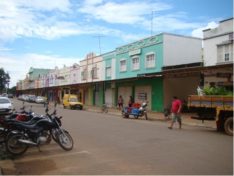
122,102,148,120
0,103,39,143
5,105,74,156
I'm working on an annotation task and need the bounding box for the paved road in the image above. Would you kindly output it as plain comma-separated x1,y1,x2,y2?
3,99,233,175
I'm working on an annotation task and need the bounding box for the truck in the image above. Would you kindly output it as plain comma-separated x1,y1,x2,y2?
63,94,83,110
188,95,233,136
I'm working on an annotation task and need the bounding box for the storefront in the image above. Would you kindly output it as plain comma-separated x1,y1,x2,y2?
135,85,152,110
115,77,163,112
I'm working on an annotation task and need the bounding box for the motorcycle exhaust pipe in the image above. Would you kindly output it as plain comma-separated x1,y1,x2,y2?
18,139,37,145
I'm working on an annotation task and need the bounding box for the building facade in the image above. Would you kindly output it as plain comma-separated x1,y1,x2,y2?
19,27,234,112
202,18,233,88
203,18,233,66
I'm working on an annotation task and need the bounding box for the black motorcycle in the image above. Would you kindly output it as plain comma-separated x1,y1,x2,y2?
5,106,73,156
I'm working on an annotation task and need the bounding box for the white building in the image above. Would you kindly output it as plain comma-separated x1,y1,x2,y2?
80,52,104,83
203,18,233,66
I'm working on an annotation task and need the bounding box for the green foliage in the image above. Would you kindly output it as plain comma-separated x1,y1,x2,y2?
203,86,233,96
0,68,10,94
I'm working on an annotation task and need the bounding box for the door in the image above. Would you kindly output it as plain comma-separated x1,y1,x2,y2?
135,86,152,110
105,88,113,107
118,86,132,107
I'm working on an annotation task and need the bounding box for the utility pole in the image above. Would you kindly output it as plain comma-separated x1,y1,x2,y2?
93,35,105,55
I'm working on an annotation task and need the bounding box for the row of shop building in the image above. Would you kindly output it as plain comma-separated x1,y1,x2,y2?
16,18,233,112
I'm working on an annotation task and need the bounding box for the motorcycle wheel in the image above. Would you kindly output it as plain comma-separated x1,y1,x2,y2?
6,133,28,156
0,127,6,143
57,130,73,151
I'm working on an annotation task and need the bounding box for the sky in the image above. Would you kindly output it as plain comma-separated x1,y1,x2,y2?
0,0,233,88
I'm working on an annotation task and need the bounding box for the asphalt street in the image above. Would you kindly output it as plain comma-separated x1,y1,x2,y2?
1,99,233,175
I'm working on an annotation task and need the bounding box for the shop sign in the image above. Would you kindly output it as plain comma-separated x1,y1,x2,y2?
138,92,147,101
129,49,141,56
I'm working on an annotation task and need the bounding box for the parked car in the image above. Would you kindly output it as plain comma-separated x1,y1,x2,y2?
35,96,47,104
1,93,8,97
8,94,14,98
0,97,13,115
28,95,37,102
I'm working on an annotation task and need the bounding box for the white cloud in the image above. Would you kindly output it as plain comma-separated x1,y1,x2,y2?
0,0,145,43
9,0,71,12
191,21,219,38
0,0,77,41
79,1,172,24
84,0,104,6
0,53,81,88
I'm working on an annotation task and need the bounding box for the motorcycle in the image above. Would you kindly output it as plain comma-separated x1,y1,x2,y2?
122,102,148,120
5,105,74,156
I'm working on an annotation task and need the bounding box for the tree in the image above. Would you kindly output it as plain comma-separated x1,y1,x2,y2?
8,86,16,95
0,68,10,94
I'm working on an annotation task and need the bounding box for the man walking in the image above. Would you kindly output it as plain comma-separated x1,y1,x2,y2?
168,96,182,129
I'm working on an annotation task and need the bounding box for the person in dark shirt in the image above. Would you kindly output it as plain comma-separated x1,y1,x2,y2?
128,96,134,107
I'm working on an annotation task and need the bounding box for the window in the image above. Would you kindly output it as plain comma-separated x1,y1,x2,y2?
224,45,230,62
120,60,127,72
82,69,87,80
91,67,98,79
145,53,155,68
106,67,111,77
225,53,229,61
132,57,140,70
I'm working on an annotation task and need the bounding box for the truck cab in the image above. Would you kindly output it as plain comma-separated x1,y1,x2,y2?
63,94,83,110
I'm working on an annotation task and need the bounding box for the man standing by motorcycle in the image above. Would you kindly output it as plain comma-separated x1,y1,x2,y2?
168,96,182,129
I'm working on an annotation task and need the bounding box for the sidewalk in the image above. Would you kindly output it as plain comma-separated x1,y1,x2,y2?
83,105,217,129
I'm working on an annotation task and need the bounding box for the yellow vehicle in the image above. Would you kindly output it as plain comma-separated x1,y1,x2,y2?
63,94,83,110
188,95,233,136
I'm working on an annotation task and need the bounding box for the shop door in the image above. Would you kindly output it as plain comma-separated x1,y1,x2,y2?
135,86,152,110
84,89,89,105
105,88,112,107
118,86,132,107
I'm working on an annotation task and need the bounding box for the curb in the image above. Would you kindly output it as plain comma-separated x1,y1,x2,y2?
0,159,16,175
84,107,216,129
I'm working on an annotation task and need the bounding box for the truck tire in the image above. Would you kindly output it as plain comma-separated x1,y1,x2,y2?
224,117,233,136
